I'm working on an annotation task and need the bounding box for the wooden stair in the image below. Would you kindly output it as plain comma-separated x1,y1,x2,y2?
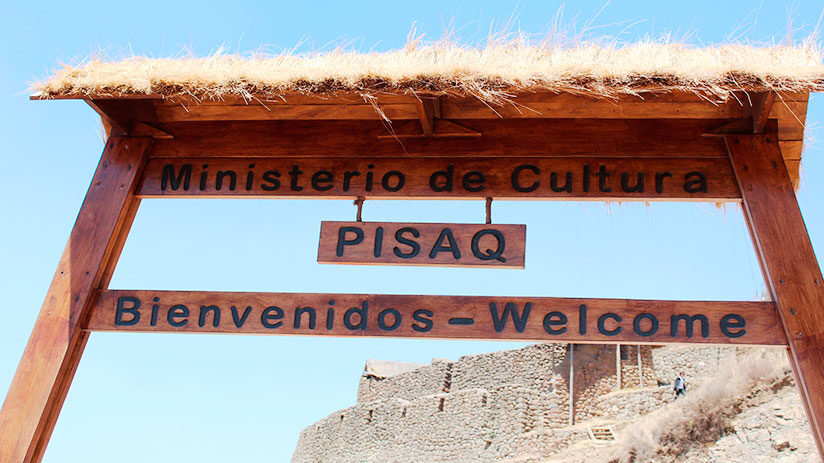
587,426,616,442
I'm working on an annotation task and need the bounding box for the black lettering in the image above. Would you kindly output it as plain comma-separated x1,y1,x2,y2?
378,308,401,331
633,313,659,336
374,227,384,258
199,164,208,190
596,165,612,192
670,314,709,338
167,304,189,327
550,172,573,193
311,170,334,191
462,171,486,192
412,309,433,332
620,172,645,193
511,165,540,192
261,170,281,191
684,171,708,193
344,301,368,331
336,226,364,257
261,306,284,328
343,171,361,191
365,164,375,191
294,307,317,329
543,311,568,334
198,305,220,328
489,302,532,333
429,228,461,260
161,164,192,191
215,170,237,191
598,313,622,336
151,298,159,326
720,314,747,338
115,296,141,326
579,304,587,335
393,227,420,259
429,164,455,192
471,229,506,262
245,164,255,191
231,306,252,328
289,164,304,191
381,171,405,192
326,307,335,330
583,164,591,192
655,171,672,193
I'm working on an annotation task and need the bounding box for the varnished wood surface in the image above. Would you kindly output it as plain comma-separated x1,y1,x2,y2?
0,137,151,463
87,290,784,346
317,222,526,267
726,131,824,458
139,156,741,201
152,92,753,122
148,119,731,158
70,91,809,184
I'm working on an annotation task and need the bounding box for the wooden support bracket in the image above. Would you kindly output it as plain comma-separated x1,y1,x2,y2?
416,96,441,136
85,99,165,139
751,92,776,134
377,95,481,139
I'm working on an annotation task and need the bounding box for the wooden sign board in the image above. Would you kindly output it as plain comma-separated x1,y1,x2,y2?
139,157,741,201
317,222,526,268
88,290,784,346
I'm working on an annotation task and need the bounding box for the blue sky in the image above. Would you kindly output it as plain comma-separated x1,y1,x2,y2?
1,1,823,461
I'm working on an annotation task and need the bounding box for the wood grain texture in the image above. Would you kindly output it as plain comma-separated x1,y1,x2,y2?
726,131,824,458
87,290,783,345
317,222,526,268
138,156,741,201
0,137,151,463
751,92,776,133
155,103,420,122
148,119,731,158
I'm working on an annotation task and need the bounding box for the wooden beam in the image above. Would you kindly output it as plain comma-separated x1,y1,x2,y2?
637,345,643,387
86,290,784,345
375,119,482,139
725,130,824,458
154,103,420,122
137,156,742,201
616,345,622,390
0,137,151,463
751,92,776,133
569,344,575,426
149,119,731,158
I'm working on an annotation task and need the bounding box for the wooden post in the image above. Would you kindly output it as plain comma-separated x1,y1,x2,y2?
568,343,575,426
616,344,622,390
0,137,151,463
637,345,643,388
726,130,824,457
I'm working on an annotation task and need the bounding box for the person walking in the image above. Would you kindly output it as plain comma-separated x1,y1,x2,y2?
674,372,687,399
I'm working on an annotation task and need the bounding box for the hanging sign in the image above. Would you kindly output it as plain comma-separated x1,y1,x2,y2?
317,221,526,268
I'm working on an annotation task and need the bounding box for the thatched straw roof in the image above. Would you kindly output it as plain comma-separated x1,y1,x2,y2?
33,42,824,101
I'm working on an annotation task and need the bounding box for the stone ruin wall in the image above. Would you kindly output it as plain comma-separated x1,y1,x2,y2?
292,343,710,462
357,359,453,404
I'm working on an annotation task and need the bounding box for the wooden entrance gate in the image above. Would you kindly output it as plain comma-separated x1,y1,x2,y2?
0,87,821,461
